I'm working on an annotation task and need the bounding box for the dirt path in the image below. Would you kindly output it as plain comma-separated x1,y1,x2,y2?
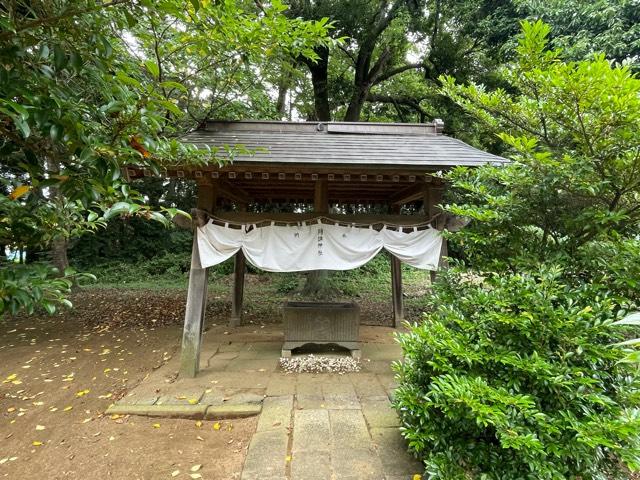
0,290,256,480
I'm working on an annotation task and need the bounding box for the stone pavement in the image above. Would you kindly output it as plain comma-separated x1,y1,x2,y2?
111,325,422,479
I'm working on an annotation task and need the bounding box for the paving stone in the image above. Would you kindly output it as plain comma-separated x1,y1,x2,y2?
105,404,208,419
322,382,360,409
204,403,262,419
200,389,225,406
296,375,323,396
241,430,289,480
292,409,331,453
256,395,293,431
236,347,280,360
225,392,265,405
331,447,385,480
218,342,246,352
119,395,158,406
226,359,279,373
322,382,357,396
362,400,400,428
200,345,220,363
361,343,402,361
212,351,240,360
223,387,267,398
250,342,283,352
329,410,371,450
363,360,395,375
266,375,296,396
377,374,398,395
370,427,423,477
215,372,269,389
290,451,332,480
206,358,232,371
156,390,204,405
361,399,400,428
321,395,360,410
295,395,325,410
348,373,389,400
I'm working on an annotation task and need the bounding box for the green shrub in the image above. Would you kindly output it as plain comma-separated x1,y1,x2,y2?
275,273,301,293
394,266,640,479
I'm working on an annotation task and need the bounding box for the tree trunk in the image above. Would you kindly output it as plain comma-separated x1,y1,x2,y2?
47,157,69,276
344,84,369,121
51,236,69,275
305,46,331,121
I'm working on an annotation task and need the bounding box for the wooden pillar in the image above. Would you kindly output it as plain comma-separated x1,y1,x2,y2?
180,234,208,378
228,201,247,327
391,255,403,327
230,250,246,327
314,177,328,213
197,180,218,212
425,185,446,283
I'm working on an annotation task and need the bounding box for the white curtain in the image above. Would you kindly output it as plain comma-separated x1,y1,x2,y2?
196,221,442,272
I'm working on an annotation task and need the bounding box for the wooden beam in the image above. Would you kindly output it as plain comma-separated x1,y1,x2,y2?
217,180,252,205
391,255,403,327
229,250,246,327
390,183,426,205
196,180,218,213
314,177,328,213
179,235,208,378
213,211,430,226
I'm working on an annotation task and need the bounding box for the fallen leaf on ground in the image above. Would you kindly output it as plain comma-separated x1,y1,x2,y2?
213,422,221,430
35,425,45,431
32,441,43,446
191,464,202,472
195,420,202,428
152,423,160,428
171,470,180,477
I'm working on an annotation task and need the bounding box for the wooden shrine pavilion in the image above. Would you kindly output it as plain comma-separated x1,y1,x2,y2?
125,120,507,377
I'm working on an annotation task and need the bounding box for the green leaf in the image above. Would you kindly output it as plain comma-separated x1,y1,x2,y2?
13,116,30,138
159,81,188,93
144,60,160,79
69,51,82,71
53,44,67,70
50,124,63,141
612,313,640,326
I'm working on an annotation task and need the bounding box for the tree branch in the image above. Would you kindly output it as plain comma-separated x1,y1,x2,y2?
372,61,426,86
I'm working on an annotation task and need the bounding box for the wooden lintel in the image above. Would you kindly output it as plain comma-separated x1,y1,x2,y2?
390,182,426,206
217,179,252,204
127,165,444,180
211,211,430,227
